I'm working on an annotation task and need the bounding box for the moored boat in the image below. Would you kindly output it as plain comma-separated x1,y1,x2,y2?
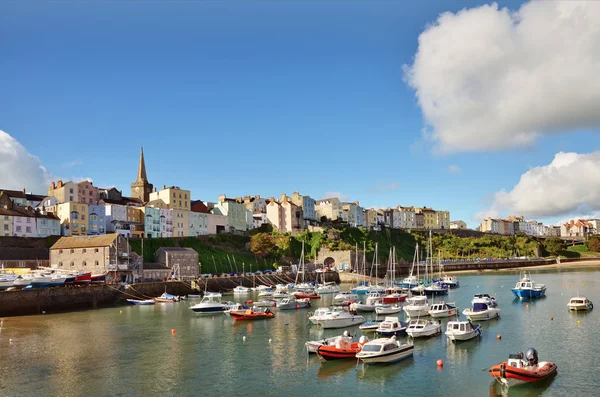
375,303,402,315
233,285,251,294
315,282,340,295
375,316,408,336
441,274,459,288
314,309,366,329
293,291,321,300
403,295,429,318
154,292,180,302
127,299,155,305
463,302,500,321
333,291,359,304
230,308,275,321
567,296,593,311
277,298,311,310
305,331,353,354
190,292,228,314
91,273,106,283
316,335,369,361
472,293,498,307
359,319,385,331
489,348,557,385
511,273,546,299
445,320,481,342
406,319,441,338
355,336,414,364
74,272,92,284
429,301,459,318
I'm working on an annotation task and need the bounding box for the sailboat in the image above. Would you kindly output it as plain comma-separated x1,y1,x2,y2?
367,243,385,294
382,247,407,303
424,249,448,296
352,241,371,296
401,243,420,288
294,241,315,293
411,238,429,295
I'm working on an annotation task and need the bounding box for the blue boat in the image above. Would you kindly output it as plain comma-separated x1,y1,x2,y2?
375,317,409,336
511,273,546,299
127,299,155,305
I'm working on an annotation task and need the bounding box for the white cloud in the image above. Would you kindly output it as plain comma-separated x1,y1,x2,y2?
63,160,83,168
0,130,52,194
73,177,93,183
366,182,400,193
478,151,600,220
447,165,461,175
322,191,349,201
404,1,600,152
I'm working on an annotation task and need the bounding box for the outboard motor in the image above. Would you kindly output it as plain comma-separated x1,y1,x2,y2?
525,348,539,366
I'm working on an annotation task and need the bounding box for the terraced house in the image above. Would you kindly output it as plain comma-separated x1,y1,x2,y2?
142,206,161,238
214,195,250,232
87,204,106,235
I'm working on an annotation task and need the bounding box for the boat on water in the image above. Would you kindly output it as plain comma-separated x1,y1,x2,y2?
463,302,500,321
489,348,557,386
251,285,272,292
445,320,481,342
154,292,180,302
258,291,274,298
400,275,419,289
0,274,19,290
403,296,430,318
568,296,593,311
305,331,353,354
424,281,448,296
273,290,291,299
224,303,248,315
91,273,106,283
277,298,310,310
293,291,320,299
74,272,92,284
312,309,366,329
441,274,459,288
511,273,546,299
429,301,459,318
253,299,277,308
333,291,359,304
351,292,382,312
190,293,228,314
127,299,155,305
316,335,369,361
359,319,385,331
230,307,275,321
406,319,441,338
375,316,408,336
472,293,498,307
355,336,414,364
187,294,201,299
233,286,251,294
375,303,402,315
316,282,340,295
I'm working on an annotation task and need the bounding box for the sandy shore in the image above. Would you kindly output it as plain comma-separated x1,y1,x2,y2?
446,259,600,275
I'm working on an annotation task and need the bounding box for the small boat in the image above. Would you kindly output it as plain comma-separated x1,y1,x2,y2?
251,285,272,292
411,284,427,295
277,298,311,310
313,309,366,329
273,290,291,299
11,275,32,289
568,296,593,311
74,272,92,284
472,293,498,307
441,274,459,288
375,303,402,315
424,281,448,296
258,291,274,298
91,273,106,283
406,319,441,338
375,316,408,336
305,331,353,354
359,319,385,331
127,299,155,305
233,286,251,294
230,307,275,321
316,335,369,361
333,291,359,304
154,292,180,303
316,282,340,295
403,296,429,318
429,301,459,318
253,299,277,308
190,292,228,314
350,302,376,312
224,303,247,315
463,302,500,321
0,274,18,290
511,273,546,299
445,320,481,342
293,291,321,300
400,275,419,289
489,348,557,385
356,336,414,364
187,294,202,299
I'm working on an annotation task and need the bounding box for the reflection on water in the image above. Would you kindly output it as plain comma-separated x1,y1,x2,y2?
317,358,357,380
445,337,481,365
489,375,557,397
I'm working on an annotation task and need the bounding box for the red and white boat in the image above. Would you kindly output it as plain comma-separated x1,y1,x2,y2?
74,273,92,284
293,291,321,300
489,348,557,386
91,273,106,283
316,335,369,361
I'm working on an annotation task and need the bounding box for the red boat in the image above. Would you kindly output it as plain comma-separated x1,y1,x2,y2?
316,336,368,361
489,348,557,384
294,292,321,300
91,273,106,283
74,273,92,284
382,293,408,304
230,308,275,321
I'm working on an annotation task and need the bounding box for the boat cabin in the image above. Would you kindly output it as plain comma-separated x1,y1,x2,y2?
407,296,428,305
408,319,429,329
515,280,533,289
360,339,397,353
379,317,402,330
569,297,590,305
430,302,455,311
472,302,490,312
201,293,222,304
447,321,474,333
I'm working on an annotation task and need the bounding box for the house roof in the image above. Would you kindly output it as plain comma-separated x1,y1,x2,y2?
190,200,210,214
1,189,27,199
143,262,170,270
0,247,50,260
101,197,144,206
50,234,119,250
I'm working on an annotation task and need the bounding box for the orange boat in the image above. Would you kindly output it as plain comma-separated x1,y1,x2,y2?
294,292,321,300
230,308,275,321
489,348,557,384
316,336,368,361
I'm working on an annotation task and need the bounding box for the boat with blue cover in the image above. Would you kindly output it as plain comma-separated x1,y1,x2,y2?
127,299,155,305
511,273,546,299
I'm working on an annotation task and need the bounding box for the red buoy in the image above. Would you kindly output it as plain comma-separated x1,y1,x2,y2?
171,329,176,335
437,359,444,367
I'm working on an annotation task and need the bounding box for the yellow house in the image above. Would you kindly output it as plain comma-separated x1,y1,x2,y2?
126,206,145,238
57,202,89,236
172,209,190,237
149,185,191,211
436,210,451,229
416,207,437,229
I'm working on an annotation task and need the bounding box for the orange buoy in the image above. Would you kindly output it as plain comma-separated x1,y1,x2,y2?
578,320,581,324
437,359,444,367
550,316,554,321
171,329,176,335
497,334,501,340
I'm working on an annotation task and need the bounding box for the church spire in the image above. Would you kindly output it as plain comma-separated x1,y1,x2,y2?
131,146,153,202
136,146,148,183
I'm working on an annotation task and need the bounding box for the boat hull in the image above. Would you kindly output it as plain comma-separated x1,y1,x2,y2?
429,308,458,318
127,299,155,305
190,306,227,314
489,361,557,383
357,345,414,364
375,306,402,315
319,316,365,329
463,308,500,321
376,328,407,337
316,345,361,361
278,302,310,310
511,287,546,299
568,303,593,311
406,326,441,338
230,311,275,321
403,307,430,317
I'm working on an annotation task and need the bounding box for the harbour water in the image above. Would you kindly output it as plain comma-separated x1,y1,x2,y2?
1,268,599,396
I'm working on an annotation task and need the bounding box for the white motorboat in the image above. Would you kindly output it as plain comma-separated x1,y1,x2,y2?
441,275,459,288
251,285,272,292
445,320,481,342
375,316,408,336
411,284,427,295
406,319,441,338
350,302,376,312
424,281,448,296
313,309,365,329
253,299,277,308
316,282,340,295
333,291,359,303
294,282,315,292
189,293,228,315
429,301,459,318
305,331,353,354
0,274,18,290
12,275,32,289
401,275,419,288
567,296,593,311
258,291,274,298
224,302,247,315
277,298,310,310
273,290,291,299
233,286,251,294
463,302,501,321
472,293,498,307
355,336,414,364
403,295,429,318
308,307,331,325
375,303,402,315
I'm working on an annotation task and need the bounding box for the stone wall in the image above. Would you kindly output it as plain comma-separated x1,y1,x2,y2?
316,248,361,270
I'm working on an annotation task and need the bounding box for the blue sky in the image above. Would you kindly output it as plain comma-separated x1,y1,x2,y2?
1,0,599,228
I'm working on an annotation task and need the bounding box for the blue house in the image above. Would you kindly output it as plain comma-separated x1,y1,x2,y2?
143,206,161,238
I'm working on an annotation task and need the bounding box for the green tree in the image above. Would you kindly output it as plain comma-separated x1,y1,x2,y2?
249,233,275,257
544,236,566,256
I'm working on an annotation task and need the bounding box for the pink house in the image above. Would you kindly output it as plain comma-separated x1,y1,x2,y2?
12,209,37,237
78,181,99,205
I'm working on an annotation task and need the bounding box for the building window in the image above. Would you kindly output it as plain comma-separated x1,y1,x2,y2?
15,226,21,232
82,249,86,253
81,214,85,220
95,248,99,253
3,216,8,220
69,196,73,201
59,262,63,267
25,226,31,233
26,218,31,223
70,249,74,253
95,261,99,266
173,193,176,198
70,262,74,267
3,225,7,231
59,249,63,254
70,188,73,193
83,261,87,266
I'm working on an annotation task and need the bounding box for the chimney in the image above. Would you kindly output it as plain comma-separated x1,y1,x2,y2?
57,180,63,188
256,195,260,199
51,182,55,190
163,185,166,190
23,187,26,194
153,187,157,192
218,194,226,203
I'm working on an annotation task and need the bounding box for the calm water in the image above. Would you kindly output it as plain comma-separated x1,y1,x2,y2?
1,268,599,397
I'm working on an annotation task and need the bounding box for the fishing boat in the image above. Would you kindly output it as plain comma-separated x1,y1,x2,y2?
489,348,557,386
441,274,459,288
233,285,251,294
313,309,366,329
511,272,546,299
472,293,498,307
445,320,481,342
127,299,155,305
403,295,429,318
406,319,441,338
305,331,353,354
463,302,500,321
230,307,275,321
359,319,385,331
355,336,414,364
333,291,359,304
568,296,594,311
375,316,408,336
277,298,310,310
429,301,459,318
189,292,228,314
316,335,369,361
375,303,402,315
154,292,180,302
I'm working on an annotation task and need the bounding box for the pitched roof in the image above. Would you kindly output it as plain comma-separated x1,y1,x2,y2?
101,197,143,206
190,200,210,213
0,247,49,260
50,234,119,250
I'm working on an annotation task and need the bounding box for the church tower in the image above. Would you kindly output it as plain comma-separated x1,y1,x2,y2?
130,147,153,202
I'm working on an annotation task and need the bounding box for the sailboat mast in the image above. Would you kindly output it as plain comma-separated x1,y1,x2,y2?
363,241,367,285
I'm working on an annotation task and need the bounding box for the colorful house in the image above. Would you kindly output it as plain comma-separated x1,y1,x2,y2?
214,195,249,232
142,206,161,238
57,202,89,236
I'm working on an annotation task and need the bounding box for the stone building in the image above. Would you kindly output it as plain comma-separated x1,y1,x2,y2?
155,247,199,279
130,147,154,203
